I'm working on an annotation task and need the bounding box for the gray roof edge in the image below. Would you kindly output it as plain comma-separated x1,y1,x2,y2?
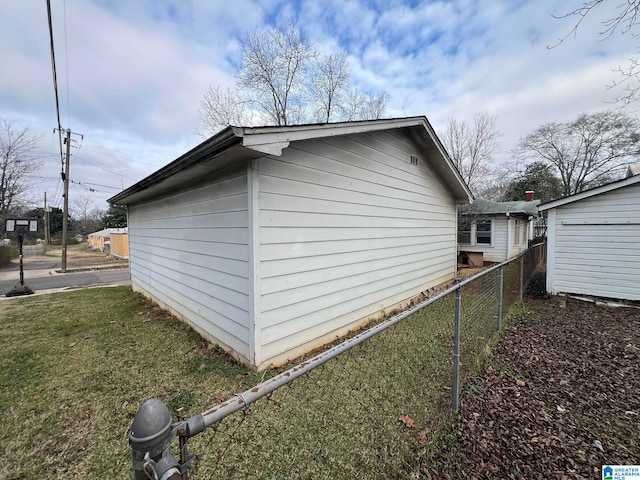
538,174,640,211
108,127,240,205
108,116,473,205
460,198,540,216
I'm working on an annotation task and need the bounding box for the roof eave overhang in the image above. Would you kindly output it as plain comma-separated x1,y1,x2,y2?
538,174,640,211
108,117,474,206
108,127,245,205
237,117,473,203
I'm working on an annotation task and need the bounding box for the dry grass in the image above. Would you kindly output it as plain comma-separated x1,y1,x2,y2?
45,243,128,268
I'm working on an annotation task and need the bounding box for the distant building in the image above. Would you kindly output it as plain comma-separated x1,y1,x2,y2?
458,196,540,265
88,228,127,253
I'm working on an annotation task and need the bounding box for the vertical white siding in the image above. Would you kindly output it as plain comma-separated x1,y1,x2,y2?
491,217,509,262
549,183,640,301
128,168,252,361
256,130,458,365
510,218,529,257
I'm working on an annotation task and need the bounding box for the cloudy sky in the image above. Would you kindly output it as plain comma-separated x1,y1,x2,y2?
0,0,635,213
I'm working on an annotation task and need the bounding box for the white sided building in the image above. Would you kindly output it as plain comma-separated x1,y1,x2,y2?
457,197,540,265
108,117,473,370
539,174,640,302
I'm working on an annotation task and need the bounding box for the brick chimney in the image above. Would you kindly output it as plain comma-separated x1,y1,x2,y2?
525,190,534,201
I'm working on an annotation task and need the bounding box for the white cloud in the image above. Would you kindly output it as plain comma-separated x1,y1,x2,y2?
0,0,637,211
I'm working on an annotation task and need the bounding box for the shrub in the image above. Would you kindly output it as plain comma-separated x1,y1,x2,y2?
0,245,17,266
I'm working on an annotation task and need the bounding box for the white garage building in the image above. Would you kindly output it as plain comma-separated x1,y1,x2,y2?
539,174,640,301
108,117,473,370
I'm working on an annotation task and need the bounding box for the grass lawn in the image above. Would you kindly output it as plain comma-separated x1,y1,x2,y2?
0,287,256,479
0,286,459,479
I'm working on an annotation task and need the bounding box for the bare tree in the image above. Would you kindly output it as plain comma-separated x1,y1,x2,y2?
308,52,351,123
340,87,368,122
237,21,316,127
199,86,252,137
0,119,43,221
72,194,101,240
339,88,390,122
440,112,500,195
200,23,390,135
515,110,640,196
362,91,391,121
552,0,640,105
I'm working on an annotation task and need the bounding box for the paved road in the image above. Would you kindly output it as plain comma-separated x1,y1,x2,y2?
20,260,58,271
0,261,130,296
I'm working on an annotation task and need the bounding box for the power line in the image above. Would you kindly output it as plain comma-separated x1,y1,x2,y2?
70,179,120,192
45,0,64,170
74,154,138,181
63,0,71,128
75,180,120,191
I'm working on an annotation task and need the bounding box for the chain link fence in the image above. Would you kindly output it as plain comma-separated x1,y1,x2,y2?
129,243,545,480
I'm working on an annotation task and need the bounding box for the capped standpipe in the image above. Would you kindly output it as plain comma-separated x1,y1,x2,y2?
128,398,182,480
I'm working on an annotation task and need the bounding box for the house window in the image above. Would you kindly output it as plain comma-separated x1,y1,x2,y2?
476,220,492,245
458,218,472,244
513,219,520,245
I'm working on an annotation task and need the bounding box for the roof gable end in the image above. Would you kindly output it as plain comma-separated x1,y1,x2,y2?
108,117,473,205
538,174,640,211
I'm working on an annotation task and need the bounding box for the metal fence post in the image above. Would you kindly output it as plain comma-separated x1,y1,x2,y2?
497,267,504,332
518,255,524,302
452,286,462,413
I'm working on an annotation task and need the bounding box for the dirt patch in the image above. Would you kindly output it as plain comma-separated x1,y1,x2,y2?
424,296,640,478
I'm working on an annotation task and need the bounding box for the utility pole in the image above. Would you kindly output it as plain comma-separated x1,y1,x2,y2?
61,128,71,272
44,192,50,247
59,127,83,273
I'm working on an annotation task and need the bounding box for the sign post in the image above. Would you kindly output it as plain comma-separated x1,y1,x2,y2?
4,219,38,297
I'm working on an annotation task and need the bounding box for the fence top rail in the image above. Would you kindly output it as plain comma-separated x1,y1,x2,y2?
183,242,544,438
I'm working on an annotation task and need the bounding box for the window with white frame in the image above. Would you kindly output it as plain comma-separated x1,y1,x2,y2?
476,219,492,244
458,217,493,246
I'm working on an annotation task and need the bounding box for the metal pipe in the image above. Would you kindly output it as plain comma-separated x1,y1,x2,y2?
497,267,504,332
452,287,462,413
519,255,524,302
185,291,454,437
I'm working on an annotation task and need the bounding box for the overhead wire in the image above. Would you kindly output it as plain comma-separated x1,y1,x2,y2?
63,0,70,128
70,179,120,192
73,154,138,181
45,0,64,171
47,130,64,209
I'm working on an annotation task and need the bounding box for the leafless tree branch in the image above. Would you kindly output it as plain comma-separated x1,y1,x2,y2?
0,119,43,220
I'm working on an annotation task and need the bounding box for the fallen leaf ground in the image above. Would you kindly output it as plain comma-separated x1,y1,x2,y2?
424,294,640,479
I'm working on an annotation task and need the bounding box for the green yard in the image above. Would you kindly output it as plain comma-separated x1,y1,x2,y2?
0,285,458,479
0,288,255,478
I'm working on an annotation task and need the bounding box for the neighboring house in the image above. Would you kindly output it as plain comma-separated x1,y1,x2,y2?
109,228,129,259
108,117,473,370
88,228,127,252
539,174,640,302
458,197,540,265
